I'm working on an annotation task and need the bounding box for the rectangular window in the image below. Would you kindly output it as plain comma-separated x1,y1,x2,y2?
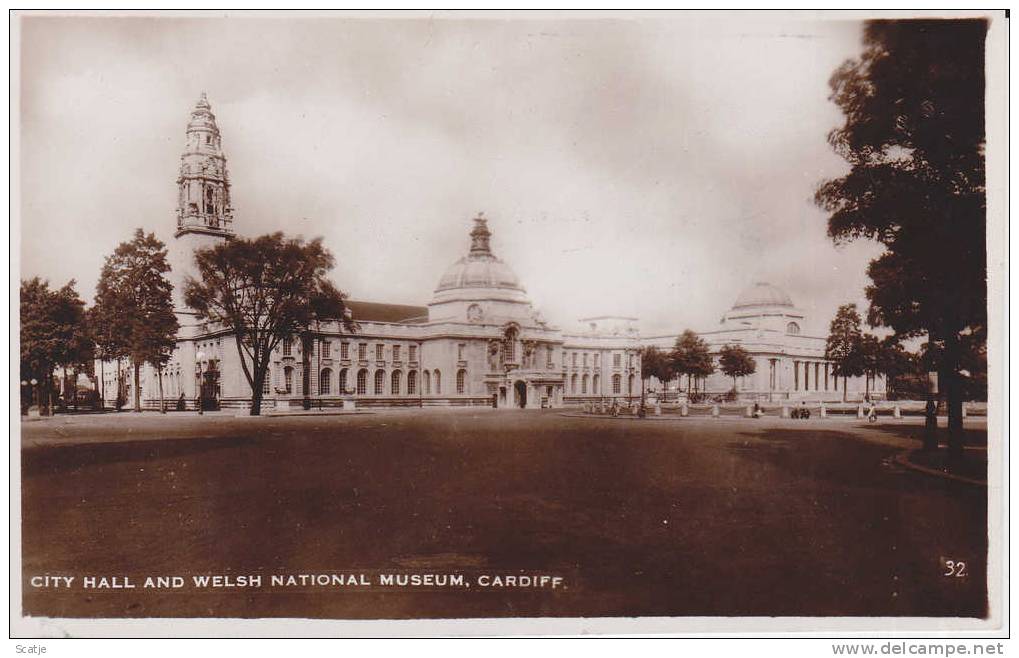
583,353,588,366
376,344,384,361
458,343,465,361
794,361,800,391
282,339,292,356
321,340,331,359
409,345,417,362
341,342,349,360
547,346,554,367
628,353,635,368
613,353,621,368
594,353,600,368
572,353,578,367
262,371,271,395
393,345,401,362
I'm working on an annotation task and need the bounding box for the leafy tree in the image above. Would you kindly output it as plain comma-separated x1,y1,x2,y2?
815,19,987,458
96,229,179,412
20,278,89,413
718,344,757,391
671,330,714,393
184,232,356,416
640,346,675,399
825,304,865,401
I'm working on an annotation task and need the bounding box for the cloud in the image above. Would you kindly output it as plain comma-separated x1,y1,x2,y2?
18,14,880,338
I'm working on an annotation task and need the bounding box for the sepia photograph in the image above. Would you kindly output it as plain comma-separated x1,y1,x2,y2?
11,9,1007,638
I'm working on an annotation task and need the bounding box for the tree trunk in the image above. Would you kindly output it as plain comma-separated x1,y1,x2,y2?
133,361,142,412
301,332,312,411
250,364,265,416
99,358,105,409
865,374,871,398
943,333,965,461
842,375,847,402
923,385,938,451
158,365,165,414
62,365,68,410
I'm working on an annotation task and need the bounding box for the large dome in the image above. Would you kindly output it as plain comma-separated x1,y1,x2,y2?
436,255,524,292
433,216,527,299
732,282,794,309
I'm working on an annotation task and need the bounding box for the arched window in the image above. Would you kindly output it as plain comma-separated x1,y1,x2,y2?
592,374,600,395
391,370,402,395
434,369,442,394
571,373,578,394
283,367,293,394
456,369,467,394
612,374,621,394
407,370,417,395
339,368,348,394
356,369,368,395
374,370,385,395
786,322,801,334
319,368,332,395
581,374,589,394
423,370,431,395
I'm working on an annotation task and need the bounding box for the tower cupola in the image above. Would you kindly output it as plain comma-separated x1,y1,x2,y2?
175,92,233,237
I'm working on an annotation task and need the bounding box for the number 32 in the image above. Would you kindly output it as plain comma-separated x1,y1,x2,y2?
944,560,967,577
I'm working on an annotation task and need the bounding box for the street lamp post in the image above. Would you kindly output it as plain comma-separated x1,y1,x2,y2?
30,378,39,414
195,351,206,415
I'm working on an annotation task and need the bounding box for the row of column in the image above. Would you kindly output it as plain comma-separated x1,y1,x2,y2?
792,360,836,392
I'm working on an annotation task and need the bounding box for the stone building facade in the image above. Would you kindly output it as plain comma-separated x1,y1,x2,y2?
641,282,886,402
99,95,643,411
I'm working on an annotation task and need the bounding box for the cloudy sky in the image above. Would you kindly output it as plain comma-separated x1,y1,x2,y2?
18,12,886,336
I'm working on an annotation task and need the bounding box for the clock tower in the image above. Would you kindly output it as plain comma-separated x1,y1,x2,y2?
168,92,235,311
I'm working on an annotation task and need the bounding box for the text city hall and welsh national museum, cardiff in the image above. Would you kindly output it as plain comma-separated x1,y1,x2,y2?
97,94,884,412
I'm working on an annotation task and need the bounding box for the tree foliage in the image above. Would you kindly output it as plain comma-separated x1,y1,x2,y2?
95,229,179,412
718,344,756,389
20,278,91,411
671,330,714,391
184,232,355,415
640,346,675,390
815,19,987,453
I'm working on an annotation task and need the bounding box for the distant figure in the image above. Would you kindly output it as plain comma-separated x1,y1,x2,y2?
176,392,186,411
753,402,763,419
868,399,878,423
794,401,811,420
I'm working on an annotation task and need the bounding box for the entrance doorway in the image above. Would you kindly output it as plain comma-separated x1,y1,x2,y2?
514,380,527,408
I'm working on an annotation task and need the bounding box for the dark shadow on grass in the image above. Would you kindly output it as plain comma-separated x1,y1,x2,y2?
869,423,988,447
22,435,259,476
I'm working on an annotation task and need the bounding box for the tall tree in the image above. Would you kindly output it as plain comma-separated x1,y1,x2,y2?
718,344,757,392
671,330,714,394
96,229,179,412
184,232,356,416
20,278,89,414
640,346,675,399
815,19,987,458
825,304,865,402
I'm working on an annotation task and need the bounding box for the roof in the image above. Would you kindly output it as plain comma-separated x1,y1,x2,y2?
732,282,794,309
345,300,429,324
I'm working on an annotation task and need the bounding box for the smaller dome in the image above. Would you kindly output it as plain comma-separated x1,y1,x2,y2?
732,282,793,309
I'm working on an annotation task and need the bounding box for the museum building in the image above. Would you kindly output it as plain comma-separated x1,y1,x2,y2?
641,281,886,402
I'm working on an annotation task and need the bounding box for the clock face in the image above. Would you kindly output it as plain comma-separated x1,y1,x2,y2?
467,304,483,322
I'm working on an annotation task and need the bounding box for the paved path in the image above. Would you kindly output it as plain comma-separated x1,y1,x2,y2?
19,410,988,620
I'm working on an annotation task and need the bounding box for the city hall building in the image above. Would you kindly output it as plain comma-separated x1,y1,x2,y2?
98,94,881,411
99,94,643,411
